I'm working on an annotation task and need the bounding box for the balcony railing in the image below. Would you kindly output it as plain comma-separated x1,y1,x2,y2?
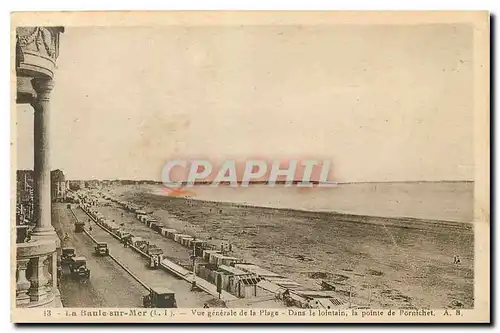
16,238,60,308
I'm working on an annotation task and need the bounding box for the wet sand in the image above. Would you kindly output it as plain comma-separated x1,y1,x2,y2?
108,185,474,309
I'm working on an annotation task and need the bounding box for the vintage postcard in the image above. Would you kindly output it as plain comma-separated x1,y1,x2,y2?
11,11,490,323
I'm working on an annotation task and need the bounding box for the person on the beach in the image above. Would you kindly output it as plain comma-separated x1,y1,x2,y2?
454,255,461,264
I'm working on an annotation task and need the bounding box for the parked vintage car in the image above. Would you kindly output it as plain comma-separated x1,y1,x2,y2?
133,237,148,249
94,242,109,256
61,247,76,264
70,256,90,281
116,230,131,241
121,234,133,247
148,248,164,269
143,286,177,308
74,221,85,233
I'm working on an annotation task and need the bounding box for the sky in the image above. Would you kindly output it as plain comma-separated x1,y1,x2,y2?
16,24,474,182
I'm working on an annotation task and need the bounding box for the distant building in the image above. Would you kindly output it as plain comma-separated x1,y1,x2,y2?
51,169,66,202
86,179,100,189
16,170,34,225
67,180,81,191
17,169,67,206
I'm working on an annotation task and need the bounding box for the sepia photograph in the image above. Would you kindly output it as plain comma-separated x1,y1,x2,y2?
10,11,490,323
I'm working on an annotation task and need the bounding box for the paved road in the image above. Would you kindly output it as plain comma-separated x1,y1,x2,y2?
97,202,194,267
72,206,214,307
52,204,146,307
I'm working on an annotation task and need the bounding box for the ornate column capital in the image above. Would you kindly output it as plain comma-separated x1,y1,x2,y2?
16,27,64,79
31,77,55,102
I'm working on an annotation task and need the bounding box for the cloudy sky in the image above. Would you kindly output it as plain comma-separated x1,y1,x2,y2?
16,24,473,182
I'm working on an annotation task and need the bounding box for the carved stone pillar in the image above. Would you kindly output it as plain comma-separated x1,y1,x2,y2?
52,252,58,290
30,78,56,239
43,255,52,290
16,258,31,306
28,256,50,302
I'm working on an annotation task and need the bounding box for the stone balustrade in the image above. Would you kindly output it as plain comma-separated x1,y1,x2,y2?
16,238,59,308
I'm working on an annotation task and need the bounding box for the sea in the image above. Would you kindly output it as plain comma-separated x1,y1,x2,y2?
148,181,474,223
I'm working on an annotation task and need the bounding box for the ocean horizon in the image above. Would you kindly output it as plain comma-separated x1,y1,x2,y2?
135,180,474,223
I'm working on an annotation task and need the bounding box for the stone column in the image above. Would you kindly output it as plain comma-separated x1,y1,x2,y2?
30,77,56,239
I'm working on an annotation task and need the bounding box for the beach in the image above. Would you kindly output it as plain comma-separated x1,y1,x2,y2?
108,182,474,309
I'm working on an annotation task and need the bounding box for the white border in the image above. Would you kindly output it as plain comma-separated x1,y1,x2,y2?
1,1,496,332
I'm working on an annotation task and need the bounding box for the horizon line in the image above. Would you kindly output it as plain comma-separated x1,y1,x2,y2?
64,179,474,184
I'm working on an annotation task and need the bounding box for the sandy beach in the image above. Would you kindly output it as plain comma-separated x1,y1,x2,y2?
106,183,474,309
